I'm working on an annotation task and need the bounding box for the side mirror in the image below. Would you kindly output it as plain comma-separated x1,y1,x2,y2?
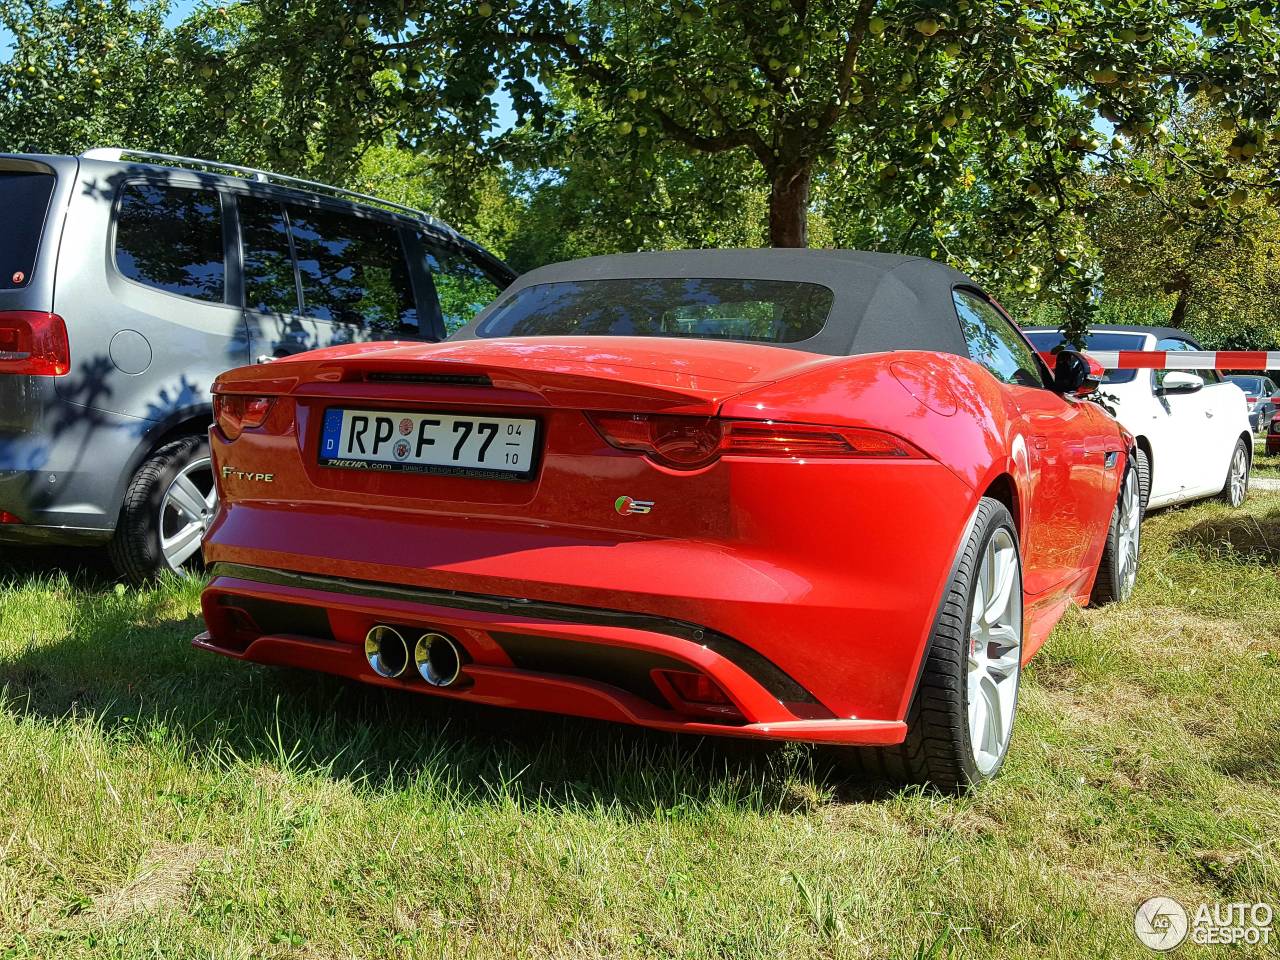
1053,350,1103,397
1158,371,1204,395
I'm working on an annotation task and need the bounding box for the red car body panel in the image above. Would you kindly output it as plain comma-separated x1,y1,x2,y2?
197,330,1129,745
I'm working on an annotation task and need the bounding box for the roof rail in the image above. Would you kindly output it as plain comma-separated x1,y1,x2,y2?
80,147,457,236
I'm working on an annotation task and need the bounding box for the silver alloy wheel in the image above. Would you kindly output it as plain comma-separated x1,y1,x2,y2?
1116,467,1141,600
1228,445,1248,508
967,527,1022,776
159,456,217,571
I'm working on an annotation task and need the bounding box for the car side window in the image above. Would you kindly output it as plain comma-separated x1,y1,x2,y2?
286,206,417,334
1154,337,1220,386
953,290,1045,388
114,182,225,303
424,243,504,336
240,197,300,315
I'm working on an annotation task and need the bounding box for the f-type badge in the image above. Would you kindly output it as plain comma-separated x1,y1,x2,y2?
221,466,275,482
614,496,654,516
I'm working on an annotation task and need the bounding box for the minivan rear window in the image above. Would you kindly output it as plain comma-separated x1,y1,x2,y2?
0,171,56,290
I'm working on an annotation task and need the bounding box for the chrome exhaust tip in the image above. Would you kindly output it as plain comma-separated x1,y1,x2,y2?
364,625,409,678
414,632,464,687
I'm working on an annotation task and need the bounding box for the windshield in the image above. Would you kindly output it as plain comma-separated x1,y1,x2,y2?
1023,330,1148,385
1227,376,1262,394
475,277,834,344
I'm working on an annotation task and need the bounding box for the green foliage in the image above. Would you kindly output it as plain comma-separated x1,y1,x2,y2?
198,1,1280,337
4,2,1280,345
497,103,771,271
0,0,180,153
1090,105,1280,350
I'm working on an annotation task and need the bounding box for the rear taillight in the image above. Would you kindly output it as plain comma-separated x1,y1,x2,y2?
213,394,274,440
587,413,925,470
0,311,69,377
0,511,23,524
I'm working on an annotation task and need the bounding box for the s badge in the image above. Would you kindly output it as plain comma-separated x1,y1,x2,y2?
614,496,654,516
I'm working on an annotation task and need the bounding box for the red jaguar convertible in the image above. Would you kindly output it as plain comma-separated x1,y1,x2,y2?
195,251,1139,788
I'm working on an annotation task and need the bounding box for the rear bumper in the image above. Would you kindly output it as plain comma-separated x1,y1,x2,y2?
0,521,112,546
0,383,149,537
197,564,907,746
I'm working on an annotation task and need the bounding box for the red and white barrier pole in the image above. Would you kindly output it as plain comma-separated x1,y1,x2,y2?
1085,350,1280,371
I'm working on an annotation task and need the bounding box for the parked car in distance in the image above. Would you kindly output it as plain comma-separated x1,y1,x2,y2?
1268,413,1280,456
1023,325,1252,512
196,250,1140,790
1225,373,1280,432
0,148,512,582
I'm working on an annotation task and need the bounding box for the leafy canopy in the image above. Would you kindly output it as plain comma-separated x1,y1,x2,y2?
200,0,1280,336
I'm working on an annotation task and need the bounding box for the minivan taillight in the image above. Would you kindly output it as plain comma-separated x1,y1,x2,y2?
0,311,69,376
213,394,274,440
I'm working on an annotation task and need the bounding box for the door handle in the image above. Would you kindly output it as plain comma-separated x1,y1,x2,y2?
255,355,277,364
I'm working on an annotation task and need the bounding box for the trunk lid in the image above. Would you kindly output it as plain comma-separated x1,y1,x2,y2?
213,336,840,538
219,336,838,414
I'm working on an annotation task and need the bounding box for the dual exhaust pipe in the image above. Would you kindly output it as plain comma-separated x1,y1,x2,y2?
364,625,464,687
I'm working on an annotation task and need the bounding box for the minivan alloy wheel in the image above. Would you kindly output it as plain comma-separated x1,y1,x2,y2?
159,457,217,570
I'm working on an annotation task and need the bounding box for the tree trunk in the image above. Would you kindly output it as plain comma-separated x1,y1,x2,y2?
768,162,811,247
1168,282,1190,328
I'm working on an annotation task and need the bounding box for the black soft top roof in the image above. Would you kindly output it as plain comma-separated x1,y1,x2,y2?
456,248,977,357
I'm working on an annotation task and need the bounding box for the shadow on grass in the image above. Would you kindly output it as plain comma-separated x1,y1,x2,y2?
0,542,118,587
1172,507,1280,565
0,555,893,813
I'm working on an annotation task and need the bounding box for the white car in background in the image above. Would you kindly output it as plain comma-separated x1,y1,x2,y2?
1023,325,1253,511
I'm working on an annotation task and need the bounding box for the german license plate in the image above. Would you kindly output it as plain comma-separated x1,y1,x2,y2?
318,408,538,479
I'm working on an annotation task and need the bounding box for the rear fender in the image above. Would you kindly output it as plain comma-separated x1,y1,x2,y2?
105,403,213,524
720,350,1014,493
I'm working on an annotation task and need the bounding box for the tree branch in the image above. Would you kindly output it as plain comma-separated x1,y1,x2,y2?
820,0,876,130
649,103,770,163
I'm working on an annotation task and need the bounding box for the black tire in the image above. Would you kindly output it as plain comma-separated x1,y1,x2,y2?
1133,445,1151,517
1089,460,1140,607
1216,438,1249,507
838,497,1022,791
107,436,214,585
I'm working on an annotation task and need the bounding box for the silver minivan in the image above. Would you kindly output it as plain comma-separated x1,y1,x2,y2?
0,148,513,581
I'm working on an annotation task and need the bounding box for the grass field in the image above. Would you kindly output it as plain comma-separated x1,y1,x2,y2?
1254,449,1280,480
1,493,1278,959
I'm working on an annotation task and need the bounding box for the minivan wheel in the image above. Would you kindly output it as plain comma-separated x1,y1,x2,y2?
108,436,217,584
